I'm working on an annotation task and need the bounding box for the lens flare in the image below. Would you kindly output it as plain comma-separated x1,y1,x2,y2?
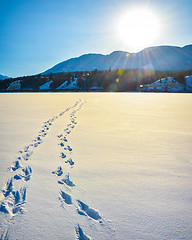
117,69,124,76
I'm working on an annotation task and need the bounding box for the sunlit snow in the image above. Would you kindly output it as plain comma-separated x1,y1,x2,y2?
0,93,192,239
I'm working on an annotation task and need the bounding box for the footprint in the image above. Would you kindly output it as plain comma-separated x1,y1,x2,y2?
0,202,9,214
58,174,75,187
2,178,14,197
61,153,66,159
33,142,39,148
76,200,102,221
0,187,27,215
65,158,74,166
14,166,32,181
52,166,63,176
59,142,65,147
11,160,22,171
37,136,42,141
21,154,29,161
23,146,29,152
64,146,72,152
11,187,27,214
75,224,91,240
42,132,47,137
59,190,72,205
21,150,33,161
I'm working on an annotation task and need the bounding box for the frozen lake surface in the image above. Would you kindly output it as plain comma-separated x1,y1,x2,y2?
0,93,192,239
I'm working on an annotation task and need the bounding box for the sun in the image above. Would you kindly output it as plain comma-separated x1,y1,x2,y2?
117,8,160,50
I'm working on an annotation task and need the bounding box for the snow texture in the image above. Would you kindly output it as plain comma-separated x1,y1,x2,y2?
0,93,192,239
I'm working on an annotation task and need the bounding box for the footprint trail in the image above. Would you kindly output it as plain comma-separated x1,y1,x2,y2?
53,100,113,239
0,99,83,237
1,99,113,239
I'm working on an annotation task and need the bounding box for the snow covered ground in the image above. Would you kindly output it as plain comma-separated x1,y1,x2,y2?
57,78,79,90
0,93,192,239
39,81,53,90
6,81,21,91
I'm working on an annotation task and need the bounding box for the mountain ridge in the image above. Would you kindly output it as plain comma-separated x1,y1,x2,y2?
42,44,192,74
0,74,9,80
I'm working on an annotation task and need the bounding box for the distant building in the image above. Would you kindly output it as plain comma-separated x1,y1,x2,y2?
185,76,192,92
57,78,79,90
138,77,184,92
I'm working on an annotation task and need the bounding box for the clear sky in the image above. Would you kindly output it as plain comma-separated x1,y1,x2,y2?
0,0,192,77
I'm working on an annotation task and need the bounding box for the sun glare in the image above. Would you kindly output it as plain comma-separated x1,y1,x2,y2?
117,8,160,50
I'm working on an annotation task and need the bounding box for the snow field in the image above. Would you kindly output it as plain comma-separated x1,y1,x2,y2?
0,92,192,239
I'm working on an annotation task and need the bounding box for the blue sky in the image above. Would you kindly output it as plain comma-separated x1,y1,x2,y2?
0,0,192,77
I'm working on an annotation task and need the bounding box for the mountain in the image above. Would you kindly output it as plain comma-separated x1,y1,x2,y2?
43,44,192,74
0,74,9,80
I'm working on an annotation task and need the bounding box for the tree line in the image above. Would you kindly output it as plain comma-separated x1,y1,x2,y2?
1,68,192,92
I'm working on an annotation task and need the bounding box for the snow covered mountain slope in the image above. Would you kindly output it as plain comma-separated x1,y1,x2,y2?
57,78,79,90
43,44,192,74
0,74,9,80
0,93,192,239
39,80,53,90
6,80,21,91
